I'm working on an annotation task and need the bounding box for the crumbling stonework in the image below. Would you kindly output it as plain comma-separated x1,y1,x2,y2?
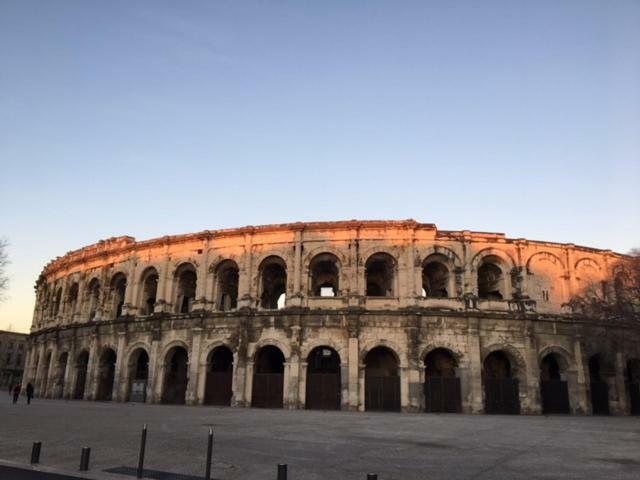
23,220,640,415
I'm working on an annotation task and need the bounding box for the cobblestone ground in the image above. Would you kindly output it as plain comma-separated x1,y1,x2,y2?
1,399,639,480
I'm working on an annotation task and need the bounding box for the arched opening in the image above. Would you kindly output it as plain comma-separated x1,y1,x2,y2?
67,283,79,321
478,258,505,300
424,348,461,413
96,349,117,401
215,261,239,311
422,257,450,298
306,347,341,410
365,253,396,297
259,257,287,309
204,346,234,406
140,268,158,316
162,347,189,404
128,349,149,402
73,351,89,400
87,279,101,320
364,347,400,411
309,253,340,297
483,351,520,414
110,273,127,318
540,353,570,414
627,359,640,415
175,265,197,314
54,352,68,399
614,273,627,303
589,354,609,415
252,346,285,408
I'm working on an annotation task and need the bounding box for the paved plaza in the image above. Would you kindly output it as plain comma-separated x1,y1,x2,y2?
0,399,639,480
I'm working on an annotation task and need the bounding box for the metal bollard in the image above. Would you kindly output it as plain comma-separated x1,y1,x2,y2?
366,474,378,480
30,442,42,464
205,428,213,480
79,447,91,471
277,463,288,480
136,424,147,479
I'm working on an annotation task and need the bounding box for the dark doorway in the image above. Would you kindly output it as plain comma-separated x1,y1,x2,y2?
589,354,609,415
204,346,233,406
96,349,116,401
306,347,341,410
162,347,189,404
74,351,89,400
540,354,570,414
128,349,149,402
365,347,400,411
483,351,520,414
627,359,640,415
424,348,461,413
252,346,285,408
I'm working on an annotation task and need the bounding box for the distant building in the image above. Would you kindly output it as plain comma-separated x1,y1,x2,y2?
0,330,28,386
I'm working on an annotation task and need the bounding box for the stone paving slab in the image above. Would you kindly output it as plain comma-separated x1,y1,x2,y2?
1,399,640,479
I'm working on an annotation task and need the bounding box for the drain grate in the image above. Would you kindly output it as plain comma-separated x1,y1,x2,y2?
103,466,220,480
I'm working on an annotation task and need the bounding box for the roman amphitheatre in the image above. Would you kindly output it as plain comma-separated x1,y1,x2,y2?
24,220,639,416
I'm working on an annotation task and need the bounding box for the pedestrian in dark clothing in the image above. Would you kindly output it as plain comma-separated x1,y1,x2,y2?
12,384,21,404
26,383,34,405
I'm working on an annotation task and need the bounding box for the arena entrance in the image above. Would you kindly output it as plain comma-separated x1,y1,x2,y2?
252,346,285,409
127,349,149,402
162,347,189,404
96,349,116,401
364,347,400,412
204,346,233,406
483,351,520,414
540,353,570,414
74,351,89,399
628,359,640,415
306,347,341,410
424,349,461,413
588,354,609,415
55,352,68,398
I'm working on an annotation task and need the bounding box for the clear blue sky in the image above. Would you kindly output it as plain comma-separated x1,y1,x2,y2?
1,1,639,332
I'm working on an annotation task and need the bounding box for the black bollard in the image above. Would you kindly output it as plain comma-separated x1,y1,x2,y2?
205,428,213,480
366,474,378,480
277,463,287,480
30,442,41,464
79,447,91,471
136,424,147,479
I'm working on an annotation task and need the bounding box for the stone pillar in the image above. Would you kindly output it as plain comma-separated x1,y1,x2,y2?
45,343,58,398
466,317,484,413
186,328,203,405
612,352,628,415
244,360,254,407
146,331,161,403
34,341,46,397
63,342,76,399
111,332,127,402
193,254,209,311
282,361,292,408
237,233,254,309
154,258,170,314
298,361,308,408
123,261,137,316
400,364,412,412
287,325,301,408
85,335,98,400
348,337,359,411
522,325,541,414
572,339,589,414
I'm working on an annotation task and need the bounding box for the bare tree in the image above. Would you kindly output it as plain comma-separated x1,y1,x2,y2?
568,248,640,320
0,238,8,303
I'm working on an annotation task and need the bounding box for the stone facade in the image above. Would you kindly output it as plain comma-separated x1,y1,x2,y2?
0,330,28,387
23,220,640,415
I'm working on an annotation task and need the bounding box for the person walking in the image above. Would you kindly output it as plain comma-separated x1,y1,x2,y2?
26,383,34,405
12,383,21,404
